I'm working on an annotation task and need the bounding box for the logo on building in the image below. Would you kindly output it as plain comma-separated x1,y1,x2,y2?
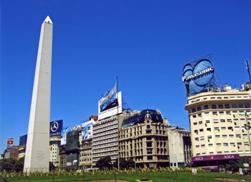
50,120,63,136
182,58,215,96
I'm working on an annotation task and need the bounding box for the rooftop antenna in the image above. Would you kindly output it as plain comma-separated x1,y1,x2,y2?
246,60,251,83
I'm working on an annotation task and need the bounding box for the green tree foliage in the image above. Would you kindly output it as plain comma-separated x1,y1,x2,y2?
0,157,24,172
113,158,135,169
96,156,112,170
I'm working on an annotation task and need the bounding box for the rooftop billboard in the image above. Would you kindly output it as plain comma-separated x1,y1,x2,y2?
50,120,63,136
182,58,215,96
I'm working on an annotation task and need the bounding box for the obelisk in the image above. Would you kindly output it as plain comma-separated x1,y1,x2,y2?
24,16,53,174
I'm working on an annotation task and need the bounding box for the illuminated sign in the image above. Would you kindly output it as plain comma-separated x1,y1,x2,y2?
182,58,215,96
50,120,63,136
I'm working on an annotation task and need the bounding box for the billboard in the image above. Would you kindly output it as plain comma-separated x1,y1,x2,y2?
7,138,14,146
81,119,96,140
50,120,63,136
98,81,122,120
182,58,215,96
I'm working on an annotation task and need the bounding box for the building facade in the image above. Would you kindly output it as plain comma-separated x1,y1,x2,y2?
92,110,134,166
49,136,61,167
167,126,191,167
79,139,92,169
119,109,169,168
186,84,251,166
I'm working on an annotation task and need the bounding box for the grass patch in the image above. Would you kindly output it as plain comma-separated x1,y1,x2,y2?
3,171,251,182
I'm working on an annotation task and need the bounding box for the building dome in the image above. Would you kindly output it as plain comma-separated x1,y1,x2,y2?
122,109,163,128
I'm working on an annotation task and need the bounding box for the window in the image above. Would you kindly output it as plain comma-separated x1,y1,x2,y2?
147,156,153,160
193,122,197,125
228,127,233,131
223,143,228,146
221,127,226,130
212,104,217,109
236,134,241,138
208,143,213,147
215,135,220,138
199,129,204,132
219,104,223,109
216,143,221,146
220,119,225,123
222,135,227,138
197,107,201,111
199,121,203,124
204,105,209,109
225,104,230,108
147,142,152,147
207,128,211,131
214,127,220,131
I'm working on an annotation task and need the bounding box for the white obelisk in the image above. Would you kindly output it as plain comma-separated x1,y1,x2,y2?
24,16,53,174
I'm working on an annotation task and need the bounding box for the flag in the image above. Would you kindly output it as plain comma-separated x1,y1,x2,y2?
100,80,118,112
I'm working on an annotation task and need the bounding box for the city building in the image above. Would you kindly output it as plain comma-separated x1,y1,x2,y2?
49,135,61,167
186,84,251,166
92,112,123,165
119,109,169,168
79,115,97,169
79,139,93,169
167,126,191,167
3,146,19,160
59,145,67,169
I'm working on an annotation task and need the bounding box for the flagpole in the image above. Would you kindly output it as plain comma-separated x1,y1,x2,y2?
116,76,120,171
246,60,251,83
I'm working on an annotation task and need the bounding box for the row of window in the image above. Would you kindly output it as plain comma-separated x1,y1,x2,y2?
190,95,250,104
191,103,251,113
195,142,250,148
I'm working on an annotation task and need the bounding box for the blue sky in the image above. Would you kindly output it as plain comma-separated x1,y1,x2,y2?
1,0,251,153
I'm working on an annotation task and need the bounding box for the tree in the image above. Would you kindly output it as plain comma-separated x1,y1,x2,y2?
113,158,135,169
96,156,112,170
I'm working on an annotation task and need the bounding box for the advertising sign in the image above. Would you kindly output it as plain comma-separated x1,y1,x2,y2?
98,81,122,120
7,138,14,145
192,154,239,162
182,58,215,96
50,120,63,136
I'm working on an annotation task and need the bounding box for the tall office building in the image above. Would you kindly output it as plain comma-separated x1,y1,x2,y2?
24,16,53,173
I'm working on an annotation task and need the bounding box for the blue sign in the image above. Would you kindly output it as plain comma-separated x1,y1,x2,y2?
50,120,63,136
182,59,215,95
